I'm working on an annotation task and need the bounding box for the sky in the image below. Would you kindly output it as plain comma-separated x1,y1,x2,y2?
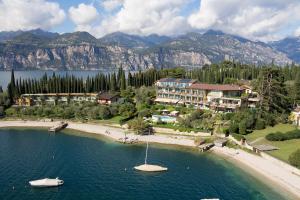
0,0,300,42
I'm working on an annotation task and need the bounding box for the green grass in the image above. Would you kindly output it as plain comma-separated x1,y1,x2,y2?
245,124,300,162
153,123,177,130
268,139,300,161
245,124,296,142
95,116,125,125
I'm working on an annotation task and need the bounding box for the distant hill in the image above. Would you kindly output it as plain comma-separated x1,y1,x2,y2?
269,37,300,63
0,29,295,70
0,29,58,42
99,32,170,49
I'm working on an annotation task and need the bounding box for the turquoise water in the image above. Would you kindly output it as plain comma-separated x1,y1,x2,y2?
152,115,177,123
0,128,290,200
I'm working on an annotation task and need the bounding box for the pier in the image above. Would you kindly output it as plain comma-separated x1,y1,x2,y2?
199,143,214,152
48,122,68,132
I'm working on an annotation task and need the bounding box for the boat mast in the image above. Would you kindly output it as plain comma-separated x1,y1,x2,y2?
145,142,148,165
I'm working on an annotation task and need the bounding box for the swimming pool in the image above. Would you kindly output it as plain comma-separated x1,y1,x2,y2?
152,115,177,123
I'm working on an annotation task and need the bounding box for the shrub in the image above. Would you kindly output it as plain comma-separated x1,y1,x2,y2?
229,122,239,134
138,108,152,118
222,127,230,136
5,107,17,116
119,102,136,118
289,149,300,168
266,129,300,141
255,118,265,130
127,118,149,135
98,106,111,120
239,120,247,135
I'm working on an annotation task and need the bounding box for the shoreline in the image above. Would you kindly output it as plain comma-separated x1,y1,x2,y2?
1,120,300,199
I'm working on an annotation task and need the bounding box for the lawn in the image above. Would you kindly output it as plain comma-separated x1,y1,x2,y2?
91,116,126,126
245,124,296,142
245,124,300,162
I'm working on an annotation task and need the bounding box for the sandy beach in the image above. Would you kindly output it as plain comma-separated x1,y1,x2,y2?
1,120,300,199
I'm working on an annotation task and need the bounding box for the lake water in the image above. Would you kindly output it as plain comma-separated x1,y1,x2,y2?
0,128,290,200
0,70,114,89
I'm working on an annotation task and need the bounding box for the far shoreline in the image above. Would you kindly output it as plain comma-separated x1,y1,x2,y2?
0,120,300,200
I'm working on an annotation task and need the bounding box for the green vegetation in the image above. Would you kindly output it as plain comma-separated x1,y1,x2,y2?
245,124,300,163
127,118,150,135
178,110,214,132
245,124,296,142
228,68,292,141
288,149,300,168
2,62,300,163
266,129,300,141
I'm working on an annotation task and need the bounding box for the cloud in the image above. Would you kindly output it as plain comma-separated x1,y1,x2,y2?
69,3,99,30
188,0,300,41
93,0,191,37
295,27,300,37
0,0,66,31
101,0,124,11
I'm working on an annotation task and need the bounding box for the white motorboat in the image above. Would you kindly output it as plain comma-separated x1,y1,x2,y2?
29,177,64,187
134,142,168,172
201,199,220,200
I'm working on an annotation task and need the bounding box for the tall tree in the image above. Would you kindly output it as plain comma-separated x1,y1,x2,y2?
254,68,291,116
294,71,300,106
7,69,18,103
120,72,126,91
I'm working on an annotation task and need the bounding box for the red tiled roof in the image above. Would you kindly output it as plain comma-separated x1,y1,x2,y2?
188,83,244,91
98,92,119,100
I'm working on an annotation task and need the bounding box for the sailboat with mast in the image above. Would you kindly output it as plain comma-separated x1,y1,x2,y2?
134,141,168,172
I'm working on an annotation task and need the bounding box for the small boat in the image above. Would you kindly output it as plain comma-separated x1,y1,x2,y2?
201,199,220,200
134,142,168,172
29,177,64,187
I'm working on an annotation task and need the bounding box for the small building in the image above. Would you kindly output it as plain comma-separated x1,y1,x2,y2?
16,93,98,106
290,107,300,126
252,144,279,154
214,139,228,147
169,111,180,117
97,92,119,105
161,109,170,115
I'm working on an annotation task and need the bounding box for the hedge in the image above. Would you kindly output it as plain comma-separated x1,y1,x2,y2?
266,129,300,141
289,149,300,168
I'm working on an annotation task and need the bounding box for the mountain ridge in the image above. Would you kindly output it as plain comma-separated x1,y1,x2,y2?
0,29,296,70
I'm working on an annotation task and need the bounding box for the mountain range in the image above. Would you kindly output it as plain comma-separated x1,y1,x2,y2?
0,29,298,71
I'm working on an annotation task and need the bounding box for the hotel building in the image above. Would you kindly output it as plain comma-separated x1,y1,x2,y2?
155,78,257,111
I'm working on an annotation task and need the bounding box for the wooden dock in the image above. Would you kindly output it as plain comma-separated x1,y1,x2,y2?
48,122,68,132
199,143,214,152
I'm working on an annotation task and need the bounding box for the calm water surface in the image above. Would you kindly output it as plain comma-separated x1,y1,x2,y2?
0,128,291,200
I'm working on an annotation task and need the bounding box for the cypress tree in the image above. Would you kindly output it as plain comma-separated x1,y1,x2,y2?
120,72,126,91
294,72,300,106
110,73,117,91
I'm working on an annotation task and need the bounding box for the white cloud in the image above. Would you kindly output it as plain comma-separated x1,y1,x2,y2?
295,27,300,37
188,0,300,41
101,0,124,11
93,0,191,37
0,0,66,31
69,3,99,28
